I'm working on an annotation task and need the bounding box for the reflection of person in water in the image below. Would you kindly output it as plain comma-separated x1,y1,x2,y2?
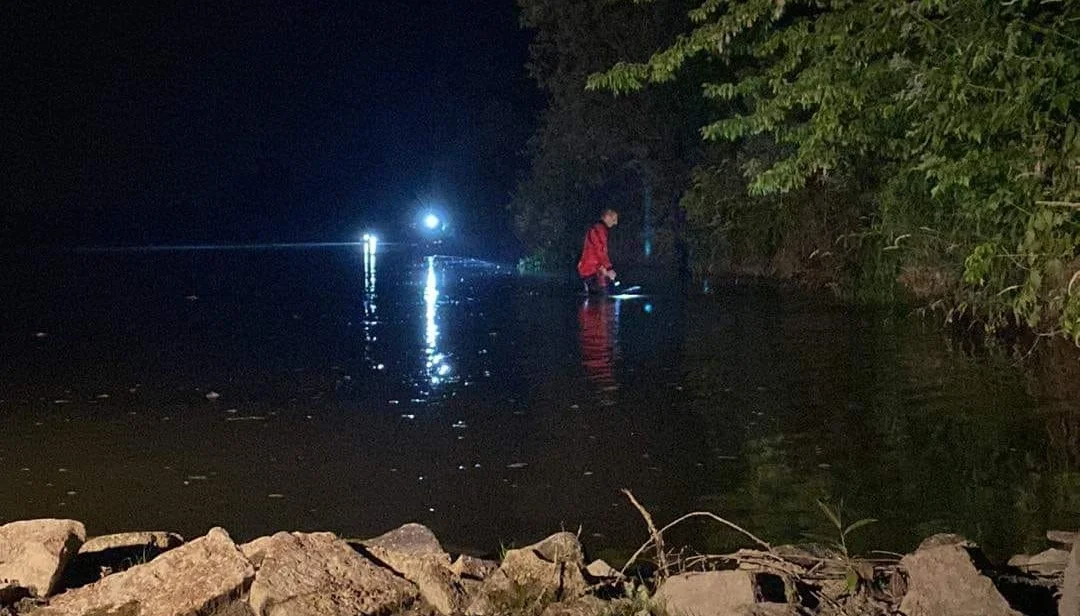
578,299,618,402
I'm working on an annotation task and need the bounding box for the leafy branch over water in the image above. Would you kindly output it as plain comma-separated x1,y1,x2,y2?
589,0,1080,340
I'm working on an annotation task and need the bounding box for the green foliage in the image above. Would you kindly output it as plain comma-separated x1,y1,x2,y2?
805,500,877,560
591,0,1080,340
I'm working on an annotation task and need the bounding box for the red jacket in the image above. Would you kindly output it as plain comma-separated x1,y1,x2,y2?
577,222,611,278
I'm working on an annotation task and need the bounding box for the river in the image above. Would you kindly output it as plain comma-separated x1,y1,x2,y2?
1,246,1076,562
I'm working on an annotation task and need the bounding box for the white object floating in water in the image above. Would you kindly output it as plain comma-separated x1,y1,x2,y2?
225,416,266,422
507,462,528,469
34,332,49,338
54,399,71,405
205,391,220,400
268,493,284,499
185,295,199,301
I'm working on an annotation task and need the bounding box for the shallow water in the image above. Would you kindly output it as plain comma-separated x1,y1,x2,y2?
1,246,1077,561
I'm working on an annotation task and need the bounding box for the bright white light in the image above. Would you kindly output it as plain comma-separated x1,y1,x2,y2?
424,214,440,230
425,257,438,349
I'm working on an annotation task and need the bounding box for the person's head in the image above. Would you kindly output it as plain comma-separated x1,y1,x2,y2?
601,209,619,228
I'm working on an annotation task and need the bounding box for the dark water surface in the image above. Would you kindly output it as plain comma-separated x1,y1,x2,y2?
2,247,1078,561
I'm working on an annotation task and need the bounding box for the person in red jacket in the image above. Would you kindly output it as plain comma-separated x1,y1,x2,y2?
577,209,619,294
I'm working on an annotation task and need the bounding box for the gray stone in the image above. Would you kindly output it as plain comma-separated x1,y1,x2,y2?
32,527,253,616
654,571,757,616
362,524,462,616
899,543,1021,616
0,519,85,599
248,531,419,616
363,523,446,560
465,532,588,616
1062,540,1080,616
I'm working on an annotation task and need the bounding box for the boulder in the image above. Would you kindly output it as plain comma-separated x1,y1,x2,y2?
465,532,588,616
32,527,253,616
1049,531,1079,547
1062,539,1080,616
654,571,757,616
362,524,463,616
63,532,185,589
584,559,619,580
899,541,1021,616
450,555,498,581
1007,548,1070,577
0,519,85,600
239,536,277,570
79,532,183,555
363,524,446,562
247,531,419,616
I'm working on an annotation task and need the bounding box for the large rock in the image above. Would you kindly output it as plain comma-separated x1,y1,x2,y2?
362,524,463,616
239,536,277,570
899,541,1021,616
79,532,183,555
1049,531,1079,547
1008,548,1070,577
32,527,253,616
248,531,419,616
654,571,757,616
584,560,619,580
466,532,587,616
450,555,498,581
1063,539,1080,616
64,532,186,590
0,519,85,600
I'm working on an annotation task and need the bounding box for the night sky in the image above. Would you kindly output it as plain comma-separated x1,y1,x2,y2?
3,1,538,251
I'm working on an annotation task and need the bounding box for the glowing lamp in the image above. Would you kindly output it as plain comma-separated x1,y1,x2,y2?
424,214,441,230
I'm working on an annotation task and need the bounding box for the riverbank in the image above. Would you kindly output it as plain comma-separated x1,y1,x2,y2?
2,510,1076,616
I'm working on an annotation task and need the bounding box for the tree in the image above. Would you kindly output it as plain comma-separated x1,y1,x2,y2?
591,0,1080,340
512,0,708,269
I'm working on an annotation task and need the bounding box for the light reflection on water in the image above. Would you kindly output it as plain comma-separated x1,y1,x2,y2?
0,249,1077,562
424,256,452,392
578,298,620,404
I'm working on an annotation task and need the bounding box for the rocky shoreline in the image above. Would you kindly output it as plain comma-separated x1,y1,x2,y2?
0,518,1077,616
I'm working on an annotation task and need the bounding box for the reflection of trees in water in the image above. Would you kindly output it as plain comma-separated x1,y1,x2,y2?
678,301,1080,560
578,299,619,404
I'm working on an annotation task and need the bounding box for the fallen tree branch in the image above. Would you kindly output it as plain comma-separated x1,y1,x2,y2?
618,490,774,577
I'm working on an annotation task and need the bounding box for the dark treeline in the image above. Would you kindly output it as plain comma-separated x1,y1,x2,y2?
511,0,1080,343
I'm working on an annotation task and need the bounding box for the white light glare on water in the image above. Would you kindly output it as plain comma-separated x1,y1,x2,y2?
424,214,440,230
424,257,451,387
